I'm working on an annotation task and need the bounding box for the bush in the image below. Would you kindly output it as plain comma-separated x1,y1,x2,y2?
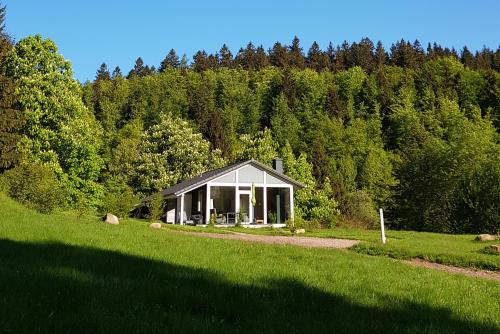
303,219,322,230
343,190,379,228
147,193,164,222
267,211,277,225
2,163,66,214
101,186,139,218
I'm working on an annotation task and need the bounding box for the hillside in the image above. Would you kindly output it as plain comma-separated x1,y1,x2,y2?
0,194,498,333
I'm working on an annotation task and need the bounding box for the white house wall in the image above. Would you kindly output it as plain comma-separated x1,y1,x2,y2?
237,165,265,183
265,172,288,185
212,171,236,183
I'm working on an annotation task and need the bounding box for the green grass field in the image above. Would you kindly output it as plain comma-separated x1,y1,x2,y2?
164,224,500,270
0,193,499,333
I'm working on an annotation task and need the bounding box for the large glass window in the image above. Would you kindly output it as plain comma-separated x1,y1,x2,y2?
254,187,264,222
211,186,235,215
266,187,290,224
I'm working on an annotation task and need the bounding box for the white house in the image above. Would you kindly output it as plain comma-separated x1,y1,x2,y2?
150,159,304,227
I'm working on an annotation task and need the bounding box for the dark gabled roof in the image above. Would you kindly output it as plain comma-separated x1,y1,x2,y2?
145,159,305,201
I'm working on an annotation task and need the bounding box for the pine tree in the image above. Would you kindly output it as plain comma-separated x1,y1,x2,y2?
326,42,335,69
0,4,22,171
179,54,189,69
218,44,233,68
206,53,219,69
332,41,350,71
351,37,375,72
493,47,500,72
127,57,148,78
111,66,122,79
235,42,256,69
413,39,425,66
0,4,5,33
390,39,419,69
426,42,435,59
475,47,494,70
269,42,288,68
460,46,475,68
95,63,111,81
255,45,269,70
159,49,180,72
374,41,387,68
193,50,209,72
288,36,305,69
307,41,329,71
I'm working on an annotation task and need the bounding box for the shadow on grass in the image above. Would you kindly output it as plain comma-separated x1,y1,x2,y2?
0,239,496,333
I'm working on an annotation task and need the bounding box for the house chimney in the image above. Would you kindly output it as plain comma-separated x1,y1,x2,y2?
273,158,283,174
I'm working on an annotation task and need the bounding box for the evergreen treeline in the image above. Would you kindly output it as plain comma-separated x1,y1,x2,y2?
105,36,500,77
0,4,498,233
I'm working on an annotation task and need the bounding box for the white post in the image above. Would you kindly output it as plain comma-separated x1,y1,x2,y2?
176,196,181,224
197,191,201,212
289,185,294,226
205,184,211,225
379,208,386,244
180,193,185,225
263,186,267,224
235,186,240,216
263,173,267,224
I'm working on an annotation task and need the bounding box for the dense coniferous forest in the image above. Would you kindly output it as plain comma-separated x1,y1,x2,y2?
0,4,499,233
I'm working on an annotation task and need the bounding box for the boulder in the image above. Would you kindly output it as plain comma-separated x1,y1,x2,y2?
103,213,119,225
295,228,306,234
489,245,500,253
149,222,162,230
475,234,495,241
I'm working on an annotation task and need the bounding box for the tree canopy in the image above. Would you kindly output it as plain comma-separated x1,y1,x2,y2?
0,4,498,233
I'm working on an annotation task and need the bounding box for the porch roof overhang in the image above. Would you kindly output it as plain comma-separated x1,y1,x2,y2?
143,159,305,202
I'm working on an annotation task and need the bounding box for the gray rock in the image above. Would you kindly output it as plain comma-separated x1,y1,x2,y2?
103,213,119,225
489,245,500,253
295,228,306,234
475,234,495,241
149,222,162,230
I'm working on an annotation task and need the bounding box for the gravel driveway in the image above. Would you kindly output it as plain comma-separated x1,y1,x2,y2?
178,231,359,249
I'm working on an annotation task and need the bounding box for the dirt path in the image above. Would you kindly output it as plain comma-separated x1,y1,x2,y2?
404,258,500,281
176,231,360,249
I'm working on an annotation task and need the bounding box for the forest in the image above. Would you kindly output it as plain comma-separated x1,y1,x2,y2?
0,6,499,234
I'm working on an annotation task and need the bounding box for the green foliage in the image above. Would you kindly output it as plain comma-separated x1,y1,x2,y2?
3,35,103,207
267,211,277,225
281,143,340,225
391,97,500,233
305,114,395,226
0,27,22,172
270,93,301,149
104,120,143,190
146,193,164,222
343,190,379,227
235,128,277,166
101,185,138,218
209,213,216,226
2,32,496,234
135,112,225,194
1,162,66,213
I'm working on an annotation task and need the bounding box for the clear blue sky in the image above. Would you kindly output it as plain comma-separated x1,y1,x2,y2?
5,0,499,82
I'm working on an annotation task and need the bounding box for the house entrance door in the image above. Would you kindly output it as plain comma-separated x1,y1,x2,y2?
238,192,252,223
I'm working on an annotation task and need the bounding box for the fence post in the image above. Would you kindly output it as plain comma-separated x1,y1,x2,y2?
379,208,386,244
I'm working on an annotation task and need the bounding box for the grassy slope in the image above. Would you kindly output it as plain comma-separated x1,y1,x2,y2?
0,193,499,333
165,225,500,270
